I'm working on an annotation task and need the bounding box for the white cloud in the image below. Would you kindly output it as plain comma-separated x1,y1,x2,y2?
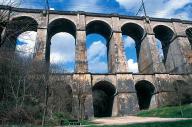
50,32,75,64
123,36,135,48
16,31,37,53
116,0,140,12
115,0,192,20
50,8,55,10
87,41,108,73
127,59,138,73
87,41,106,61
156,39,164,57
0,0,20,6
151,0,191,19
65,0,104,13
89,61,108,73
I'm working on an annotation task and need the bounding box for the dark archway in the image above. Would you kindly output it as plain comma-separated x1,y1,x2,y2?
121,23,144,73
47,18,76,73
86,20,112,73
3,16,38,49
186,28,192,49
92,81,116,117
135,80,155,110
153,25,174,63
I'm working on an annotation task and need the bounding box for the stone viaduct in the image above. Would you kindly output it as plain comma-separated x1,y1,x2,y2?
0,6,192,119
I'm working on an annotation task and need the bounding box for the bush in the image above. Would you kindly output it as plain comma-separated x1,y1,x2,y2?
47,112,72,126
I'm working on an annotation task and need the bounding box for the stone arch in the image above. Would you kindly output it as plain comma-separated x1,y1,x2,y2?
173,80,192,104
10,14,39,25
86,20,112,42
153,25,175,63
86,18,112,31
92,81,116,117
121,21,144,31
48,18,76,38
49,16,77,28
3,16,38,49
135,80,155,110
46,18,76,61
121,23,145,58
86,20,112,73
121,22,145,42
186,27,192,48
152,23,175,32
121,22,145,73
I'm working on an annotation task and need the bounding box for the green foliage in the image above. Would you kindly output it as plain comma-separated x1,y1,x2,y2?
47,112,72,126
137,104,192,118
87,120,192,127
80,120,91,125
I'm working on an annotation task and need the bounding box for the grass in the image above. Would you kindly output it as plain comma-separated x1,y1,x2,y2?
3,120,192,127
137,104,192,118
2,105,192,127
87,120,192,127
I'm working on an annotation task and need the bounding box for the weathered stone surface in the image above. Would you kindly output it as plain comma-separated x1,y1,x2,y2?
118,93,139,116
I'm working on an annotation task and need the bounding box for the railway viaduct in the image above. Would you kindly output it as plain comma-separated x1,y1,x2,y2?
0,6,192,119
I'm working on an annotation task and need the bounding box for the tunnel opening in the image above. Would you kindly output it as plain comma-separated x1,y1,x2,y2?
121,23,144,73
135,80,155,110
86,20,112,73
153,25,174,64
186,28,192,49
92,81,116,117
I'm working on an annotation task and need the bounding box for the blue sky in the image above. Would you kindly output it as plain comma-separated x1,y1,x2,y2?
5,0,191,73
15,0,192,19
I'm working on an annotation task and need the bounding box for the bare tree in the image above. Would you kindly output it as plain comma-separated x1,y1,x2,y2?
0,0,22,44
0,50,45,124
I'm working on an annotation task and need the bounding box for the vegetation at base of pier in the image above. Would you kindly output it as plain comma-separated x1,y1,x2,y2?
137,104,192,118
87,120,192,127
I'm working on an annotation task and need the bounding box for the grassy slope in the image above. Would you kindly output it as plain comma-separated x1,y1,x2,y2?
137,104,192,118
88,120,192,127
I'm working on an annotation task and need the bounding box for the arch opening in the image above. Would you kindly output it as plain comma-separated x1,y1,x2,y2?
186,28,192,49
47,19,76,73
50,32,75,73
86,21,112,73
135,80,155,110
92,81,116,117
86,34,108,73
121,23,144,73
4,16,38,50
16,31,37,59
86,20,112,42
153,25,174,63
156,38,165,64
